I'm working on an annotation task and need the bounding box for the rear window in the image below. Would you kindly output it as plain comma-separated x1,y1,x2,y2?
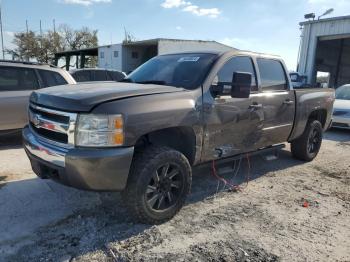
38,70,67,87
72,71,92,82
109,71,125,81
0,66,39,91
257,58,288,91
290,73,298,82
94,70,108,81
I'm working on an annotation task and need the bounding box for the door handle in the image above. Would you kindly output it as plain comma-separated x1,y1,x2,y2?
283,99,294,105
249,103,263,110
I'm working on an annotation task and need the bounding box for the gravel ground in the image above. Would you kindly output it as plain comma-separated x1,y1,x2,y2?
0,129,349,262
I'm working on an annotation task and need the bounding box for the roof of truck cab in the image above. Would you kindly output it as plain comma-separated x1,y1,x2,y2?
160,50,282,60
222,50,282,59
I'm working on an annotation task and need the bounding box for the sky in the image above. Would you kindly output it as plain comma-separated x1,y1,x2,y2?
1,0,350,70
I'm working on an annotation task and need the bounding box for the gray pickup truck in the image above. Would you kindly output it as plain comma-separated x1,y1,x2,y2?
23,50,335,224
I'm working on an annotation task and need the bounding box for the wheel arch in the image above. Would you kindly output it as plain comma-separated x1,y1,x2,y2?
308,109,327,128
289,108,328,142
134,126,198,166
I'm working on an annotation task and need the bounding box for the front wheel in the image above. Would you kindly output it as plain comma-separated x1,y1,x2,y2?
123,146,192,224
291,120,323,161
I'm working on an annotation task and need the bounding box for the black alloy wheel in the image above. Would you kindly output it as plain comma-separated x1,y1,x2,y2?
123,146,192,224
145,163,184,211
307,128,321,154
291,120,323,161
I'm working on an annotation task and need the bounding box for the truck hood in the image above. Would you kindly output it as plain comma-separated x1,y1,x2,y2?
30,82,186,112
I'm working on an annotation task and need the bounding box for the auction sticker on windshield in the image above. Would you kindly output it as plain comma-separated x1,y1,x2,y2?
178,57,200,62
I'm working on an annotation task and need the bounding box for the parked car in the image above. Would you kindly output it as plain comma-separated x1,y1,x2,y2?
70,68,126,82
0,60,76,132
332,84,350,129
289,72,311,88
23,51,334,224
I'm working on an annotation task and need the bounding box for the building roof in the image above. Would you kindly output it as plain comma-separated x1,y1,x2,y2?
55,47,98,57
300,15,350,26
122,38,228,46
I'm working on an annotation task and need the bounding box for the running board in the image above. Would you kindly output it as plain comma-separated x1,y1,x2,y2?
212,144,285,166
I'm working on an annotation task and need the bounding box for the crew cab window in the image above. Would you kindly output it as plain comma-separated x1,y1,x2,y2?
216,56,257,91
0,66,39,91
257,58,288,91
38,70,67,87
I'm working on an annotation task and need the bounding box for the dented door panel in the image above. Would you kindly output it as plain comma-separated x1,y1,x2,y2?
201,93,264,161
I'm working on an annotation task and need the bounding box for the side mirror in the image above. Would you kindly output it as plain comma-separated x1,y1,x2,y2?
231,72,252,98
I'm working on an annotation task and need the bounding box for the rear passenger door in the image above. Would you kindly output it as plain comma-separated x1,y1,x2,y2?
255,58,296,147
0,66,39,130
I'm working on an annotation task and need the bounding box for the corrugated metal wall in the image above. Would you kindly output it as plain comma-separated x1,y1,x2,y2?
298,16,350,84
98,44,123,71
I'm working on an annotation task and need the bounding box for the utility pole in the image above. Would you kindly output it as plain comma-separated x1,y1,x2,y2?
53,19,56,34
39,19,42,48
0,1,5,59
26,19,28,33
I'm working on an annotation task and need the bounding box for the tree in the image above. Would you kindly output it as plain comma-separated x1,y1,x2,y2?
10,25,98,65
59,24,98,50
12,31,40,61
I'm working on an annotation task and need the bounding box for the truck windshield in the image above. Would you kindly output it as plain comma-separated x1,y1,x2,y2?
123,53,217,89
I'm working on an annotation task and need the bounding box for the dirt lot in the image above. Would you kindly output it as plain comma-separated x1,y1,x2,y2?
0,129,349,262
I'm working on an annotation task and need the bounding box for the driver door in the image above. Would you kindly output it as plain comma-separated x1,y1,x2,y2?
202,56,264,161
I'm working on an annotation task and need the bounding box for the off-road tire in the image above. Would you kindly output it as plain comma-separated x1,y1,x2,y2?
122,146,192,224
291,120,323,161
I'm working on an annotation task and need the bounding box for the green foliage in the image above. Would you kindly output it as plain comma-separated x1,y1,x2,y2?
9,24,98,65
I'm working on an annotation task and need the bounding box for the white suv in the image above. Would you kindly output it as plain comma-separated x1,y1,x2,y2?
0,60,76,132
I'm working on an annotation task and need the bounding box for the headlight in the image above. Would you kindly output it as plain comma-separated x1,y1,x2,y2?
76,114,124,147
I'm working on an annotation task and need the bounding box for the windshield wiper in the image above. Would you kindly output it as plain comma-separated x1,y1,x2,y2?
135,80,167,85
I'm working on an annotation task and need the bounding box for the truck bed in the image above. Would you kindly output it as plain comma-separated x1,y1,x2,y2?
288,88,335,141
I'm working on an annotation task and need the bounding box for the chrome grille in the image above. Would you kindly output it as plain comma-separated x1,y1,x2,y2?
28,103,77,148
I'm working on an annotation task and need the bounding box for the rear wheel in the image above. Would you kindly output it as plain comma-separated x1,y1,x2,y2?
123,146,192,224
291,120,323,161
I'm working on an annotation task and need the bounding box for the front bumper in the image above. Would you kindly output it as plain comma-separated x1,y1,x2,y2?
23,126,134,191
332,116,350,129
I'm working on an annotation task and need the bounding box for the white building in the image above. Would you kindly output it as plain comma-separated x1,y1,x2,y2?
55,38,234,73
298,15,350,88
98,38,234,73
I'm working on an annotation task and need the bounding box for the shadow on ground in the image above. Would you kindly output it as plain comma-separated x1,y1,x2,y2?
1,146,303,261
324,128,350,142
2,129,347,260
0,131,23,150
